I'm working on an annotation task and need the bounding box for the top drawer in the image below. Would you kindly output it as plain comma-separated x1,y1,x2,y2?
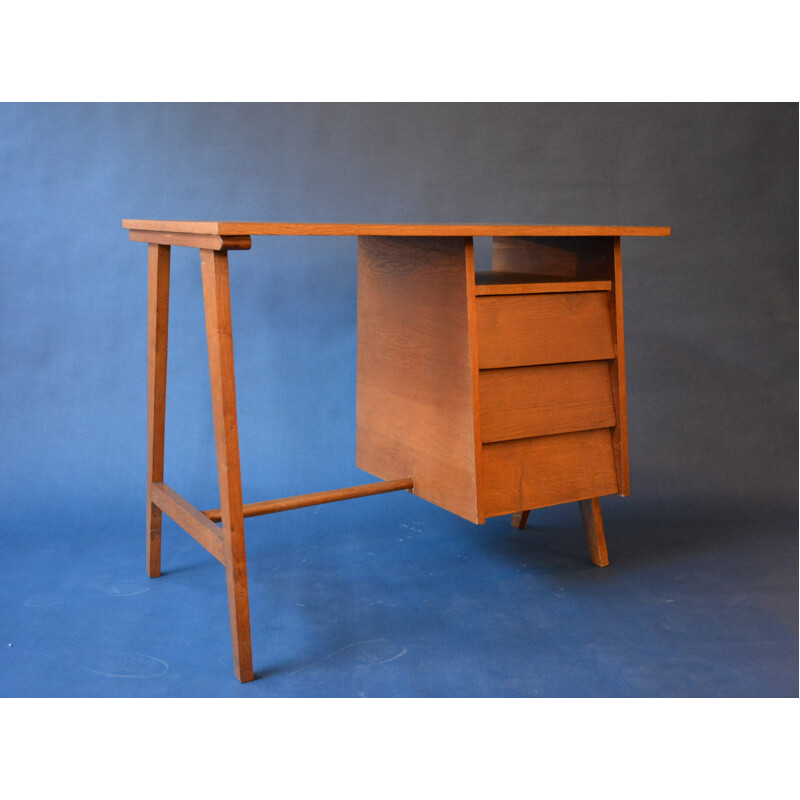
476,291,615,369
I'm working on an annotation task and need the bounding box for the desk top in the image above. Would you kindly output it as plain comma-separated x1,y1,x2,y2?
123,220,670,237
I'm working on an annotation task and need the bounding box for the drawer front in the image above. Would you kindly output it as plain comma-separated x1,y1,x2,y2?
481,429,619,517
476,292,615,369
479,361,616,443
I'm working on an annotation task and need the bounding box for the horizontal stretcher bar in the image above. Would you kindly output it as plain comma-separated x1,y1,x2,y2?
202,478,415,522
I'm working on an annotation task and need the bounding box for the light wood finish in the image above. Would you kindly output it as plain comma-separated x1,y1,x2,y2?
579,498,609,567
482,429,619,517
129,229,251,251
511,510,530,530
146,244,170,578
200,248,253,683
151,482,224,563
203,478,414,522
477,292,615,369
124,220,671,238
131,219,669,681
479,361,616,443
356,236,483,522
608,237,630,496
474,270,611,295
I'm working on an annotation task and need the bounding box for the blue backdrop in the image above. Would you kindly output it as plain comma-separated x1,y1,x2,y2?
1,103,796,696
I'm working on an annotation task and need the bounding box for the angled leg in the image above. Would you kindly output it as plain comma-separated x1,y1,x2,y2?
146,244,170,578
578,498,609,567
201,248,254,683
511,510,530,530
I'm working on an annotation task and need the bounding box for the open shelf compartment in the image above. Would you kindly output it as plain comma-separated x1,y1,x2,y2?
473,235,615,295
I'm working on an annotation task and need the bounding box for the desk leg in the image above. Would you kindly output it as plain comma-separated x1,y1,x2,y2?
512,502,609,566
201,248,254,683
511,510,530,530
579,498,609,567
146,244,170,578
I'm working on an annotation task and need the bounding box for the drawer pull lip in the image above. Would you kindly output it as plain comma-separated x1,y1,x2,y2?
474,270,612,296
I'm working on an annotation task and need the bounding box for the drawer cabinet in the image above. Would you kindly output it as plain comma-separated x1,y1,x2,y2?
477,287,620,516
356,234,628,525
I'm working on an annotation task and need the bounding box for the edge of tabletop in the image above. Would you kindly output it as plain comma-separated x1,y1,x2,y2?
122,220,671,237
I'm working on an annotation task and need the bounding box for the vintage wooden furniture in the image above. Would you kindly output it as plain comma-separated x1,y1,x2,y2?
123,220,670,682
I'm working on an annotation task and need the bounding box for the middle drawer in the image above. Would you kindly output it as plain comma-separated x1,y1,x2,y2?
479,360,617,443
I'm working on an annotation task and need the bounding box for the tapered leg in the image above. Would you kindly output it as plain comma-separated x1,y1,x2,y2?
511,510,530,530
146,244,170,578
578,498,609,567
201,248,254,683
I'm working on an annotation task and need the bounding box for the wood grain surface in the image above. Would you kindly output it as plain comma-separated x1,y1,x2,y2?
151,482,224,563
477,292,615,368
129,229,251,251
124,220,671,238
146,244,170,578
481,428,619,517
479,361,616,442
356,236,483,522
200,248,253,682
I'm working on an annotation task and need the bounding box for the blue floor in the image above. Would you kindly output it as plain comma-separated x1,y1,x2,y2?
1,490,796,697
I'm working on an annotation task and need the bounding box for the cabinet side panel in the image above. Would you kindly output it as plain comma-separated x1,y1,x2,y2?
609,236,630,495
356,236,480,522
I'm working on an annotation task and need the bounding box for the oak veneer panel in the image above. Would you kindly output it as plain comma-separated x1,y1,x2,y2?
356,236,482,522
479,361,616,443
481,429,619,517
123,220,671,238
477,292,615,369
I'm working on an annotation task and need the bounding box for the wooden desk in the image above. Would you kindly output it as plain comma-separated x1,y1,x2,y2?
123,220,670,682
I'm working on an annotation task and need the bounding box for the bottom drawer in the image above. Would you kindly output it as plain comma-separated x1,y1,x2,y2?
481,428,619,517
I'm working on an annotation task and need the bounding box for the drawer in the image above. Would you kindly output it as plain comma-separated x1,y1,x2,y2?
481,428,619,517
479,361,616,443
476,292,615,369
